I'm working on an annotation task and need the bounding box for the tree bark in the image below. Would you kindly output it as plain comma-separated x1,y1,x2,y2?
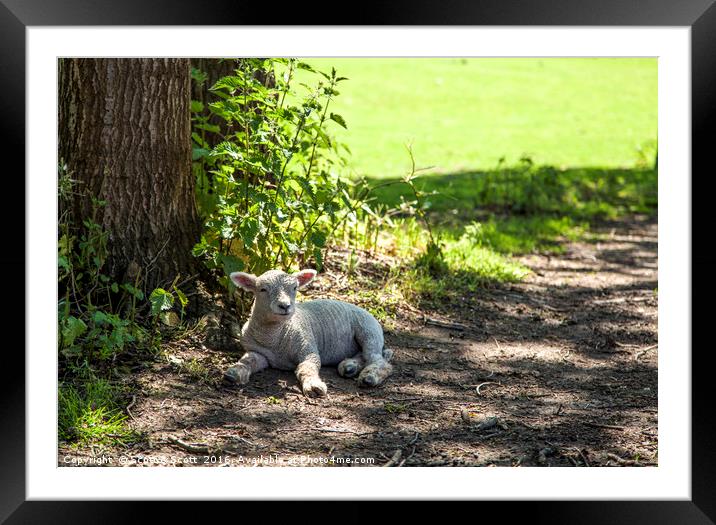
59,58,200,290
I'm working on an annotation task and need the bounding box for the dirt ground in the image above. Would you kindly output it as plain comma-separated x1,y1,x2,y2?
59,215,657,467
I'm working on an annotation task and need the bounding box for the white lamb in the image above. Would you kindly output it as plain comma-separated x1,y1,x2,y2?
223,269,394,397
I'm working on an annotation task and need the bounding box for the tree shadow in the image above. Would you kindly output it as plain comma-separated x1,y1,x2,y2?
133,188,657,467
363,165,657,222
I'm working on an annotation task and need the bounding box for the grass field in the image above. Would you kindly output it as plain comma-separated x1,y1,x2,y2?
294,58,659,289
297,58,658,178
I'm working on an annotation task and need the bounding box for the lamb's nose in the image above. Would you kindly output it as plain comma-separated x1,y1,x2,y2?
278,303,290,311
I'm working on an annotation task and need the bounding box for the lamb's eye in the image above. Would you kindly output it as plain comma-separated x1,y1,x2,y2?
260,288,268,292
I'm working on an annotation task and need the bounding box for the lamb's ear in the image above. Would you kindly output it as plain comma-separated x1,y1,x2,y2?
230,272,257,292
294,269,317,289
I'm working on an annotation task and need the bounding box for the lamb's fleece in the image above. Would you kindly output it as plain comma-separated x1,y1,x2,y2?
223,269,393,397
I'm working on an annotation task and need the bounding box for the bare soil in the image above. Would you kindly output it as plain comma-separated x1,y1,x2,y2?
59,215,657,467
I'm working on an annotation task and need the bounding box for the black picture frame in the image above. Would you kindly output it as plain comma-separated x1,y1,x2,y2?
3,0,713,522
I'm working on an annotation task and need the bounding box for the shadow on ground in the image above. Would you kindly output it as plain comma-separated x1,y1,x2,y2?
59,214,658,468
364,166,657,221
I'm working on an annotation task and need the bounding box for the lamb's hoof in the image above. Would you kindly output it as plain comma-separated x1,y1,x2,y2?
358,362,392,387
223,366,250,385
383,348,394,361
338,359,360,378
301,377,328,398
360,373,379,386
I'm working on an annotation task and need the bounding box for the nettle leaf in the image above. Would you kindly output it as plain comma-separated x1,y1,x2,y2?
61,316,87,347
310,230,327,249
192,147,210,161
92,310,111,325
284,240,299,253
174,288,189,309
221,254,245,293
239,218,260,247
190,100,205,113
211,141,243,161
122,283,145,300
149,288,174,316
313,247,324,271
211,75,245,92
275,208,289,223
195,122,222,134
285,179,302,194
296,62,316,72
221,221,235,240
191,68,208,85
191,132,208,149
297,177,316,201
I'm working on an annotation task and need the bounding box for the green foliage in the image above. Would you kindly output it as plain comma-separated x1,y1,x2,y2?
59,307,145,364
191,58,362,285
370,162,657,221
149,288,174,315
458,215,587,255
58,166,190,444
59,167,149,373
58,168,190,370
58,378,136,445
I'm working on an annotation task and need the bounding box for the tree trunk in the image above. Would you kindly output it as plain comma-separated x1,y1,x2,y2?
58,58,200,291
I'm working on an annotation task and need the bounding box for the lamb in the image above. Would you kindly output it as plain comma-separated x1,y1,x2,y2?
222,269,394,397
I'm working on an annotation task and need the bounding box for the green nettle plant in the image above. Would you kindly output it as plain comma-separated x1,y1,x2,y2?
58,166,189,377
191,58,363,289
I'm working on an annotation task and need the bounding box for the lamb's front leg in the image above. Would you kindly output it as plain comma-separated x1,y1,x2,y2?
223,351,269,385
295,352,327,398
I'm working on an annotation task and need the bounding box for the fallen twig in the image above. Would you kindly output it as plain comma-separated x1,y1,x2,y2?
168,436,210,454
424,317,469,331
605,453,657,467
593,296,652,305
584,422,625,430
233,436,259,447
126,395,137,421
606,452,634,465
382,449,402,467
294,428,374,435
634,344,658,361
398,446,416,467
472,431,503,442
573,447,591,467
476,382,499,395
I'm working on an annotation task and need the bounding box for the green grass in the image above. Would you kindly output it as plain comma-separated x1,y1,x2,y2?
290,58,658,298
365,165,657,220
451,216,587,255
58,378,135,446
296,58,657,178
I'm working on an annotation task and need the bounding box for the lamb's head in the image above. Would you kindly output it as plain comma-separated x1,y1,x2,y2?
230,269,317,321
